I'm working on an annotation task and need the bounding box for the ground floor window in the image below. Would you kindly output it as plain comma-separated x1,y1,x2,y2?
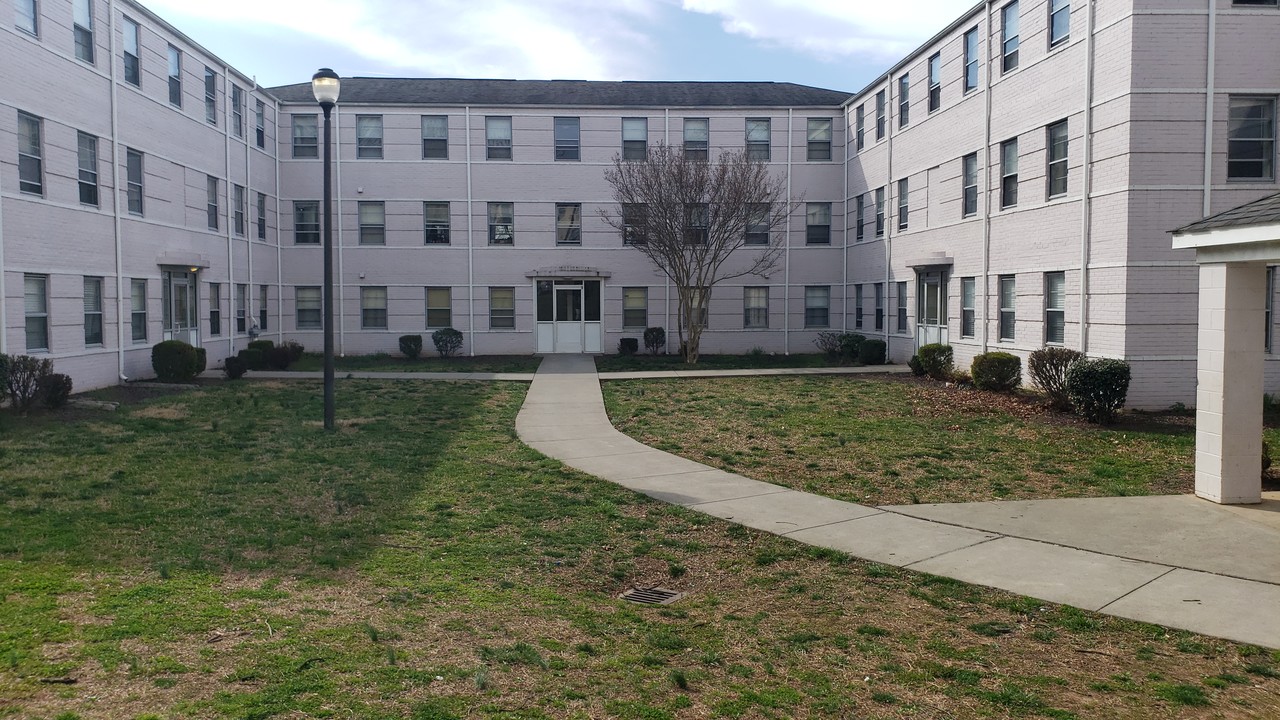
896,281,908,332
623,287,647,328
259,285,270,331
25,274,49,351
84,276,104,346
744,287,768,328
209,283,222,336
296,287,321,329
131,278,148,343
961,277,975,338
805,286,830,328
999,275,1016,341
490,287,515,328
236,284,248,334
361,287,388,329
854,285,863,329
874,283,884,331
1044,272,1065,345
426,287,452,328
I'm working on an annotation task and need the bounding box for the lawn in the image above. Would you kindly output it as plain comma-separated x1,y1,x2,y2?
595,353,855,373
288,353,542,374
601,375,1209,506
2,380,1278,719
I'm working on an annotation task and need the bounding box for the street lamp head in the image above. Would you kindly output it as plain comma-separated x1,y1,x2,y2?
311,68,340,107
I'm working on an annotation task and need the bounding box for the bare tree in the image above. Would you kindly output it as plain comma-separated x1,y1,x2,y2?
601,142,796,363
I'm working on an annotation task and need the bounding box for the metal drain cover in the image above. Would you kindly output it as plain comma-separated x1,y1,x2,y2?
620,586,685,605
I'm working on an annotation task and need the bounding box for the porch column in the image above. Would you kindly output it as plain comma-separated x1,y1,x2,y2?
1195,261,1265,504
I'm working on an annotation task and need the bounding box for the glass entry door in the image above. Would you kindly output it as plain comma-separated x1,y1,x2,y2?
535,279,603,353
162,270,200,346
916,271,948,348
554,285,584,353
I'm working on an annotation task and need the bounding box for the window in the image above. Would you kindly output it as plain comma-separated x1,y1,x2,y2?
235,284,247,333
257,192,267,240
421,115,448,158
745,203,769,245
928,53,942,112
855,105,865,151
130,278,147,342
999,275,1016,341
622,203,647,245
746,118,770,161
897,178,909,231
622,117,648,160
233,184,245,235
744,287,768,329
294,201,319,244
17,111,42,196
854,285,864,329
77,132,99,206
359,201,385,245
296,287,321,329
206,175,219,230
855,195,866,241
259,285,269,331
82,277,104,346
961,277,976,337
806,203,832,244
488,202,514,245
209,283,221,336
554,117,580,161
898,75,910,128
231,85,244,137
1228,96,1276,180
807,118,833,161
204,67,217,125
126,148,143,215
16,0,36,35
486,116,512,160
685,204,709,245
74,0,93,63
1047,120,1069,198
687,288,710,328
1269,267,1276,353
357,115,382,158
426,287,451,328
684,118,709,161
255,100,265,148
805,286,830,328
962,153,978,217
964,27,980,93
167,46,182,107
875,283,885,330
424,202,450,244
360,287,387,329
1001,139,1019,208
1045,272,1066,344
556,203,582,245
623,287,648,328
25,274,49,351
1050,0,1070,47
875,90,887,140
489,287,515,329
122,17,139,86
292,115,318,158
875,187,886,237
896,281,908,332
1002,2,1020,73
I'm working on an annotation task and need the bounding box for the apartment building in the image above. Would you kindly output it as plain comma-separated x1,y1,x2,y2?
2,0,1278,408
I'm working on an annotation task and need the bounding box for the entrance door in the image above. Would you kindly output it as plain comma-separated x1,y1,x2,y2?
162,270,199,346
554,285,584,353
916,271,948,348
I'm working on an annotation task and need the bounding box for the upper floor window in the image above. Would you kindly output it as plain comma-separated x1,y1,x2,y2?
25,274,49,352
1001,138,1019,208
1001,2,1021,73
231,85,244,137
804,286,830,329
855,194,865,241
743,287,768,329
898,75,910,128
257,192,267,239
622,117,648,160
554,117,580,161
928,53,942,112
361,287,388,329
807,118,832,160
204,67,218,125
875,90,887,140
685,203,709,244
122,17,140,86
964,27,980,93
296,287,321,329
1228,96,1276,181
167,45,182,107
488,202,514,245
422,115,448,159
855,105,865,151
486,116,512,160
254,100,266,149
1049,0,1070,47
897,178,909,231
17,111,43,196
294,201,319,244
78,131,99,206
84,276,104,346
359,201,385,244
806,203,831,244
684,118,709,161
875,187,886,237
126,148,143,215
292,114,318,158
16,0,37,36
74,0,94,64
357,115,383,159
622,204,647,245
206,175,219,230
424,202,450,244
962,152,978,217
1047,120,1069,197
233,184,246,235
746,118,770,161
745,203,770,245
556,203,582,244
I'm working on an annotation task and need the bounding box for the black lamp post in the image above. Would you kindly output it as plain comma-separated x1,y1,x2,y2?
312,68,340,431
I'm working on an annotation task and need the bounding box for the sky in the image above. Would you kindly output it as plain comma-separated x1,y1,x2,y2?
143,0,980,94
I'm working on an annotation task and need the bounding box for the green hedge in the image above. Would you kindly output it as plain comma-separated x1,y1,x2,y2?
971,352,1021,392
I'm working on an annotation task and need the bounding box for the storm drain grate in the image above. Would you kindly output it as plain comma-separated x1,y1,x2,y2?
620,586,685,605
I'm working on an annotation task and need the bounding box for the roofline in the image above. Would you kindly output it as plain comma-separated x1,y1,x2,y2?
843,0,988,108
272,101,849,111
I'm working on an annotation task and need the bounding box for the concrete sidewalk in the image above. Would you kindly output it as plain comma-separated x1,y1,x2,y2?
228,362,910,383
516,354,1280,648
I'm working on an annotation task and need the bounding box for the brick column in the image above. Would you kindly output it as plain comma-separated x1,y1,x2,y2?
1195,262,1265,504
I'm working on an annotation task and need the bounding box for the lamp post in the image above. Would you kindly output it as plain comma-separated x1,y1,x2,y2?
312,68,340,431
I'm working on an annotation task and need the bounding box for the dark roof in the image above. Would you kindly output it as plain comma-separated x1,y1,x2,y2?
267,78,852,108
1173,192,1280,235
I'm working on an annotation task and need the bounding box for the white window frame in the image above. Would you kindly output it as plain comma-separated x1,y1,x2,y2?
1047,120,1069,198
357,115,383,159
898,74,910,128
1001,2,1021,74
294,201,319,244
17,111,43,196
25,274,50,352
897,178,909,231
78,131,99,206
961,277,976,338
928,53,941,112
131,278,147,343
1228,96,1276,181
426,287,452,329
122,17,140,86
486,116,512,160
556,203,582,245
358,201,386,245
554,117,580,161
807,118,832,161
683,118,709,161
1000,138,1019,209
16,0,38,36
292,114,318,158
623,287,648,329
296,286,321,330
962,153,978,217
361,286,388,329
204,67,218,125
1049,0,1070,48
622,117,648,160
743,287,768,329
84,276,104,346
746,117,771,161
896,281,908,333
488,202,514,245
999,275,1016,341
1045,272,1066,345
167,45,182,107
489,287,516,329
805,286,830,329
425,201,451,244
126,148,143,215
964,27,979,93
73,0,94,64
422,115,448,159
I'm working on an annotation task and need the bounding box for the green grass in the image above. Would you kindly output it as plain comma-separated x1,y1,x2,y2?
288,352,542,373
595,352,858,372
1,380,1277,718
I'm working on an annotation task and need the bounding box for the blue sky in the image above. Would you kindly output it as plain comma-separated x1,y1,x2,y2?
144,0,979,94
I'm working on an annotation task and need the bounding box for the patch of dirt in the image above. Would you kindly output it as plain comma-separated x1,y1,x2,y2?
132,404,190,420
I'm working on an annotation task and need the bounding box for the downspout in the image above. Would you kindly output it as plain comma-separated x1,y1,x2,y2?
238,72,253,340
465,106,475,355
1201,0,1217,218
223,69,235,352
335,105,346,356
272,93,283,342
981,0,995,354
664,108,671,336
784,109,793,354
842,107,850,332
1080,0,1097,354
108,0,126,379
885,81,894,347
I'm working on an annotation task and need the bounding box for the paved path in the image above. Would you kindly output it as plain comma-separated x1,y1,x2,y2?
517,354,1280,648
236,363,910,383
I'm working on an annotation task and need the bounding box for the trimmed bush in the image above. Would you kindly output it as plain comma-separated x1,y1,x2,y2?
38,373,73,409
1027,347,1084,411
265,345,294,370
432,328,464,358
151,340,200,382
842,333,867,361
194,347,208,375
399,334,424,360
815,332,866,362
247,339,275,354
917,344,954,381
971,352,1022,392
908,355,925,376
6,355,53,412
814,332,843,358
0,354,9,396
1065,358,1131,425
282,341,305,363
618,338,639,356
859,339,887,365
223,355,248,380
237,348,266,370
644,327,666,355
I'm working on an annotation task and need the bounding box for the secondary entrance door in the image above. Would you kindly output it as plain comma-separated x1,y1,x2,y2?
535,279,603,353
555,284,584,353
916,270,948,348
162,270,200,346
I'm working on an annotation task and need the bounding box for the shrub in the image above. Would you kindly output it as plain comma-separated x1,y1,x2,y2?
194,347,208,375
1065,358,1132,425
151,340,200,382
917,344,954,380
971,352,1022,392
815,332,865,362
38,373,73,409
841,334,867,361
223,355,248,380
814,332,843,358
0,355,8,395
618,338,639,356
908,354,925,376
247,339,275,354
1027,347,1084,410
399,334,423,360
859,339,887,365
432,328,464,358
6,355,53,412
282,341,306,363
265,345,294,370
644,327,666,355
237,348,266,370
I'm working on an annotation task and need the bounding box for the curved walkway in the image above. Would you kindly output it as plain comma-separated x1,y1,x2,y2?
516,354,1280,648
